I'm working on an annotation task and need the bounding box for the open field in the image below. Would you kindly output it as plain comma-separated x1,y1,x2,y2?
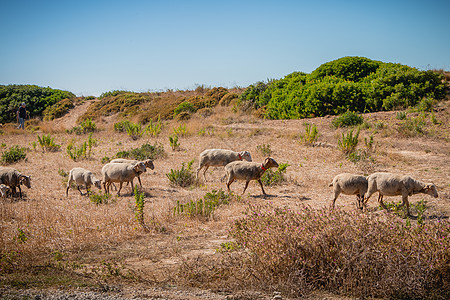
1,100,449,299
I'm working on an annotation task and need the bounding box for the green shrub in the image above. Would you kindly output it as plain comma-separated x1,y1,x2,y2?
115,143,165,161
174,101,196,116
43,98,74,121
299,123,319,145
173,189,229,220
261,163,289,186
145,115,163,137
134,186,146,229
332,111,364,128
169,134,180,151
338,128,360,155
396,111,407,120
125,122,145,140
66,133,97,161
80,118,97,133
1,145,27,164
256,144,272,156
166,160,196,187
89,191,113,205
239,57,445,120
114,120,132,132
37,134,61,152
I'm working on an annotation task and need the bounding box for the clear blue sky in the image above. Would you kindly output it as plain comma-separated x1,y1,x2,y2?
1,0,449,97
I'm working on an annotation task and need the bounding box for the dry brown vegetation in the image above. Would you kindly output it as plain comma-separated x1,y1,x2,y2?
0,95,449,299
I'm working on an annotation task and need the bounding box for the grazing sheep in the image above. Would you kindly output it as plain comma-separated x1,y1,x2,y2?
329,173,368,209
0,184,9,200
0,167,31,198
102,162,146,195
109,158,154,187
66,167,102,196
364,172,438,216
196,149,252,182
225,157,279,196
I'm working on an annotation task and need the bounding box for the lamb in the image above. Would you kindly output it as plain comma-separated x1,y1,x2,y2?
196,149,252,182
102,162,146,195
0,167,31,198
225,157,279,196
66,168,102,196
364,172,438,216
109,158,154,188
329,173,368,209
0,184,9,200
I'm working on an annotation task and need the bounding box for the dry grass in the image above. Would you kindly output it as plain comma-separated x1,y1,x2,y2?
0,102,449,298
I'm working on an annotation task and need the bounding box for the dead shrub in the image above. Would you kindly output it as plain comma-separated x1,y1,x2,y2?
178,204,449,299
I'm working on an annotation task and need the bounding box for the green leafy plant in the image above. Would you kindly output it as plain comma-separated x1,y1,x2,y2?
1,145,27,164
134,186,147,230
256,144,272,156
145,115,163,137
169,134,180,151
89,191,113,205
261,163,289,186
396,111,407,120
332,111,364,128
173,124,187,136
173,189,229,220
113,120,132,132
37,134,61,152
300,123,319,145
166,160,196,187
126,122,145,140
338,128,360,155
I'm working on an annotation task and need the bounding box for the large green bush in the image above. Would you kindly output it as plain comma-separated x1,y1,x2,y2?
0,85,75,123
239,57,446,119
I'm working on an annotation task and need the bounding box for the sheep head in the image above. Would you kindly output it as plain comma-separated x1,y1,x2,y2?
424,184,438,198
19,175,31,188
94,180,102,190
263,157,279,169
144,159,155,170
239,151,252,162
133,162,146,173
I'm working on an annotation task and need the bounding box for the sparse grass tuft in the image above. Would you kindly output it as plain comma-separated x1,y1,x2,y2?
173,189,230,220
338,127,360,155
166,160,196,187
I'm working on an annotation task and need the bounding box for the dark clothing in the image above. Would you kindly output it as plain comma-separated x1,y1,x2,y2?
18,106,27,118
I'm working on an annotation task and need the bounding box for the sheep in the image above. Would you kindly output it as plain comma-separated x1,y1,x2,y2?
225,157,279,196
66,168,102,196
0,184,9,200
102,162,146,195
364,172,438,216
196,149,252,182
109,158,154,188
0,167,31,198
329,173,368,209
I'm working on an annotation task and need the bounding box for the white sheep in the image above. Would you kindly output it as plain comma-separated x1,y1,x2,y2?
329,173,368,209
102,162,146,195
364,172,438,216
0,184,9,200
66,167,102,196
196,149,252,182
0,167,31,198
109,158,154,188
225,157,279,196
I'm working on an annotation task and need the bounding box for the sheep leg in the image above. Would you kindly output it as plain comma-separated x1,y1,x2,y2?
77,185,85,196
330,190,340,209
377,194,388,211
137,176,142,188
242,180,250,195
130,179,134,194
196,166,202,180
117,182,123,196
226,178,235,194
18,186,22,198
401,194,411,216
257,179,266,196
202,166,209,182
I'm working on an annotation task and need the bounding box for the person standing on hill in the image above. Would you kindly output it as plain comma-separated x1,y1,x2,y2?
16,102,27,129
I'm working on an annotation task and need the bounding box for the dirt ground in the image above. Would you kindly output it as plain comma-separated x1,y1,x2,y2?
0,100,449,299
